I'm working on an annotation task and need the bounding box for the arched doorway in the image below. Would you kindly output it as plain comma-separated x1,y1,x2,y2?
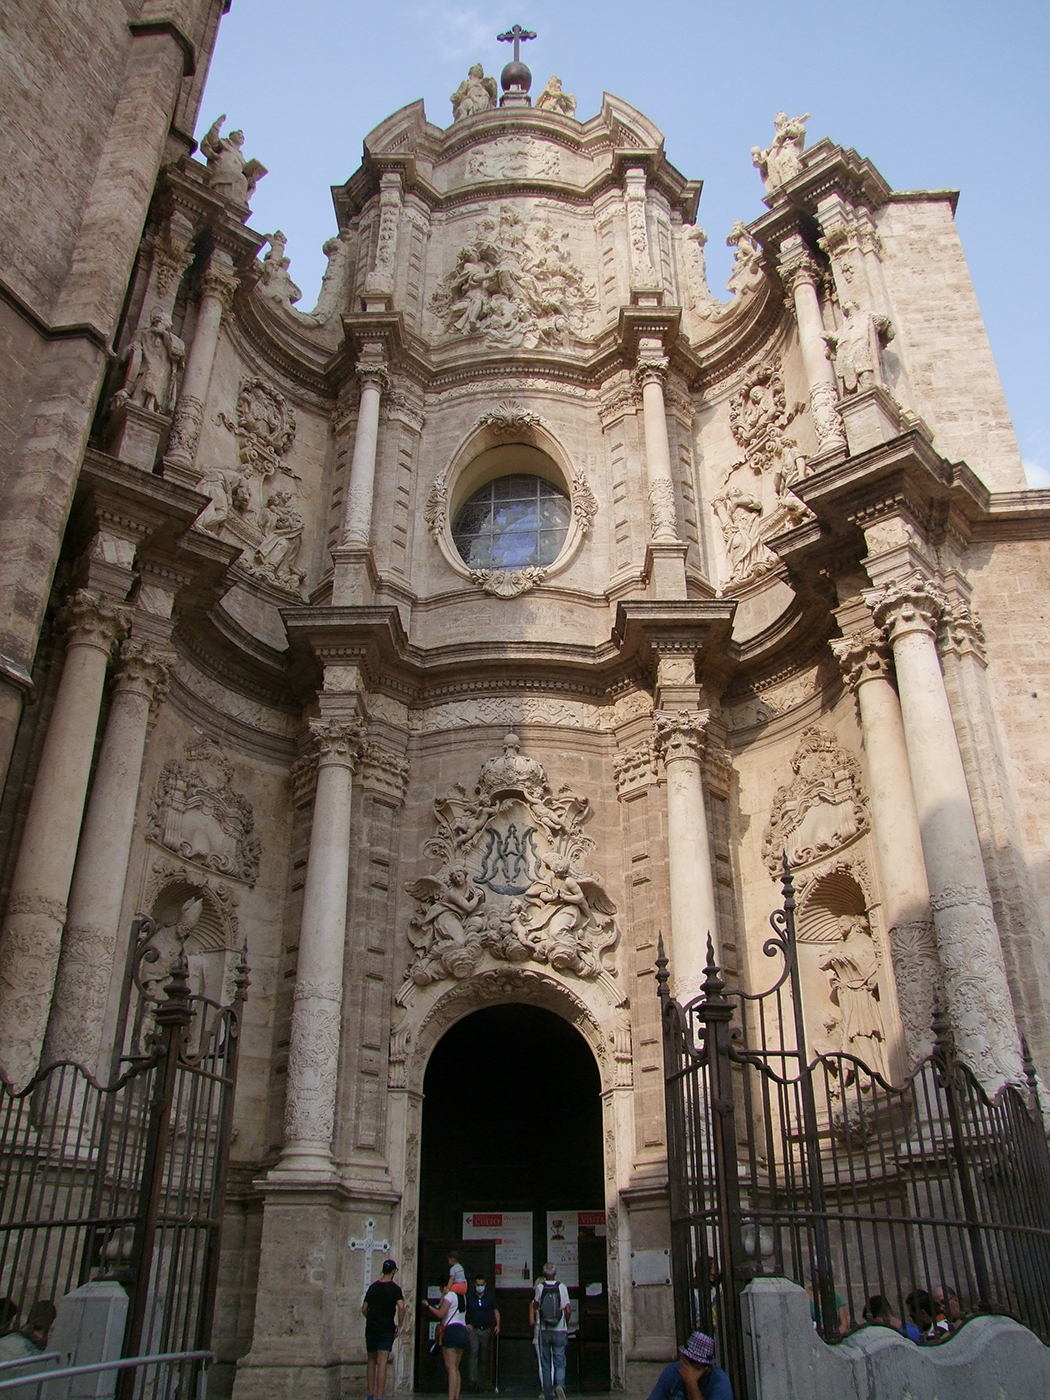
416,1004,609,1393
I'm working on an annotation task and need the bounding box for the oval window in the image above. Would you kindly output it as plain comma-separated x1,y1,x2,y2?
452,474,571,571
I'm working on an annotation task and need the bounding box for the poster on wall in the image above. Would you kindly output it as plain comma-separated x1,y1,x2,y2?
462,1211,534,1289
545,1210,607,1288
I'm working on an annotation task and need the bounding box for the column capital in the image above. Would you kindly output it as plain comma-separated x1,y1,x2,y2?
634,356,669,390
865,572,948,642
653,708,711,764
356,361,390,395
200,267,239,309
776,235,821,293
309,717,366,768
830,628,892,693
938,599,987,665
58,589,131,656
114,639,172,707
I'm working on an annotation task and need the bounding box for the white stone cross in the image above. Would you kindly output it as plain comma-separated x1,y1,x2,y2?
348,1217,390,1291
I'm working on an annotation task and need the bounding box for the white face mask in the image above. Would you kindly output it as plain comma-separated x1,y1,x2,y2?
476,1285,485,1294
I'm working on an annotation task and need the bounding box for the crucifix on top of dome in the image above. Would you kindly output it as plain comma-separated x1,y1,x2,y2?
497,23,537,106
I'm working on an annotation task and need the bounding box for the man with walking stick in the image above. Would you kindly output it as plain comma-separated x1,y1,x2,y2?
465,1272,500,1391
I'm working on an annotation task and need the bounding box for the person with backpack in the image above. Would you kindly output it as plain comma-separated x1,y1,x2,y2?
529,1262,570,1400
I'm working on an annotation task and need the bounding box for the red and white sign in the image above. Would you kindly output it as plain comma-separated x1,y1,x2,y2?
462,1211,534,1289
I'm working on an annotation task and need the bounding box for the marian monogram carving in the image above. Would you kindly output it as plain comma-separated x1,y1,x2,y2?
431,205,596,349
762,727,868,876
403,734,619,987
147,737,261,886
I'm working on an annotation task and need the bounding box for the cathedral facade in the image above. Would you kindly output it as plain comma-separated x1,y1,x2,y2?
1,4,1049,1397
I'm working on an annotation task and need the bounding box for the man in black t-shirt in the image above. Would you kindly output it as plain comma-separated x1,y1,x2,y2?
361,1259,406,1400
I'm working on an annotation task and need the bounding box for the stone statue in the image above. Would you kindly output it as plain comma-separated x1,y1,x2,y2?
110,308,184,415
826,300,895,393
713,487,775,582
819,916,885,1060
253,490,305,589
405,867,487,983
726,220,764,295
194,466,252,535
536,75,576,116
200,115,267,206
751,111,810,192
449,64,497,121
258,231,302,308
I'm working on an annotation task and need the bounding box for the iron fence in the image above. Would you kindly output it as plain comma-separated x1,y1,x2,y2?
659,865,1050,1399
0,918,248,1400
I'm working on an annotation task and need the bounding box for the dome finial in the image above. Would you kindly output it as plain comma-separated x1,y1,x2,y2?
496,23,536,106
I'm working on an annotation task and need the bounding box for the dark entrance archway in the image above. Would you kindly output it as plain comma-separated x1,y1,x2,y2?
417,1004,609,1394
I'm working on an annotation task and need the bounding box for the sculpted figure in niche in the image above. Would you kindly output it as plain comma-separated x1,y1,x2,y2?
195,466,252,535
713,487,775,583
110,309,185,415
536,75,576,116
751,111,810,191
450,64,498,121
200,115,267,206
826,300,895,394
820,915,885,1062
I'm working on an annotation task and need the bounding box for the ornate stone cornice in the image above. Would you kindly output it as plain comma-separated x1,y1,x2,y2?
829,628,892,692
59,589,131,656
865,572,948,642
652,708,711,765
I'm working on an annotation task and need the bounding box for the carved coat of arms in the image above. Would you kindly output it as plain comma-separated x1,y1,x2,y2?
147,737,261,885
762,727,868,876
403,734,618,987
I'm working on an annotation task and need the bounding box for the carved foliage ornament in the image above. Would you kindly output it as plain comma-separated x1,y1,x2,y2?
762,726,868,877
147,737,261,886
403,734,619,988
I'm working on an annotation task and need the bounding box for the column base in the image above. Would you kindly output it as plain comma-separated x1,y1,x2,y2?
838,384,904,455
645,541,689,599
160,454,200,490
330,546,376,605
105,402,171,472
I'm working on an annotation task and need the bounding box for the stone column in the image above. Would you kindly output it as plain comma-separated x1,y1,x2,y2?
0,591,130,1090
868,574,1024,1094
832,629,939,1066
41,640,170,1075
653,710,719,999
278,718,364,1174
778,236,846,455
164,250,238,480
341,361,389,546
636,355,678,545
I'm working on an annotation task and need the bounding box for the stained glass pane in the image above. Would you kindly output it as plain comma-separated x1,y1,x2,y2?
453,474,570,573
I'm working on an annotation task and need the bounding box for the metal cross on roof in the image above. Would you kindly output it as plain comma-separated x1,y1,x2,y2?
497,24,537,62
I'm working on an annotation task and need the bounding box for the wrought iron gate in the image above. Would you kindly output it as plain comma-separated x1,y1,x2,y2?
659,866,1050,1399
0,916,248,1400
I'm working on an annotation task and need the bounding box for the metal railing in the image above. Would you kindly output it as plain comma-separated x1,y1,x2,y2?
659,864,1050,1399
0,1349,213,1398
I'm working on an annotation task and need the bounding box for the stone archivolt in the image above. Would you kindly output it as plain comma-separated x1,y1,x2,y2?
403,734,619,988
146,737,262,886
762,726,869,876
430,205,597,349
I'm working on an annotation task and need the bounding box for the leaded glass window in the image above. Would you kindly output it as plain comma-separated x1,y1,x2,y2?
452,474,571,571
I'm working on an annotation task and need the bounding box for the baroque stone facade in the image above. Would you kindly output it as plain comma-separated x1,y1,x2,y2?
1,15,1048,1400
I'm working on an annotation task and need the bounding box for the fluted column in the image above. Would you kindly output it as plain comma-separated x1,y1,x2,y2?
653,710,719,998
778,236,846,455
341,361,389,546
0,591,130,1089
278,718,364,1174
636,356,679,544
868,573,1023,1093
832,629,939,1067
41,640,170,1075
164,250,238,477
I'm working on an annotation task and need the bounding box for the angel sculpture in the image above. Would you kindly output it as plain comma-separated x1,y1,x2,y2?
450,64,497,121
405,867,486,984
201,115,267,207
521,852,617,979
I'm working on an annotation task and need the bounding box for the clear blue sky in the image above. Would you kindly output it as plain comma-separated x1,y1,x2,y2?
199,0,1049,483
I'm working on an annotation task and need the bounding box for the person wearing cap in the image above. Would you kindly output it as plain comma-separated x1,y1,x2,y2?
361,1259,405,1400
645,1330,733,1400
529,1262,570,1400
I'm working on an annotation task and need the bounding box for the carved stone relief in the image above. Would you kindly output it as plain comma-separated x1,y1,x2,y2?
402,735,619,988
466,138,561,182
146,737,261,885
751,111,810,192
713,356,810,586
762,727,868,876
430,205,596,349
197,377,306,594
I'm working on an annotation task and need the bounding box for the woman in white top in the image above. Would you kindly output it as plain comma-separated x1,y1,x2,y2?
425,1288,469,1400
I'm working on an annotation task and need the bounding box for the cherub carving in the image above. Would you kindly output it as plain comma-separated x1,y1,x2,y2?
405,867,486,984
